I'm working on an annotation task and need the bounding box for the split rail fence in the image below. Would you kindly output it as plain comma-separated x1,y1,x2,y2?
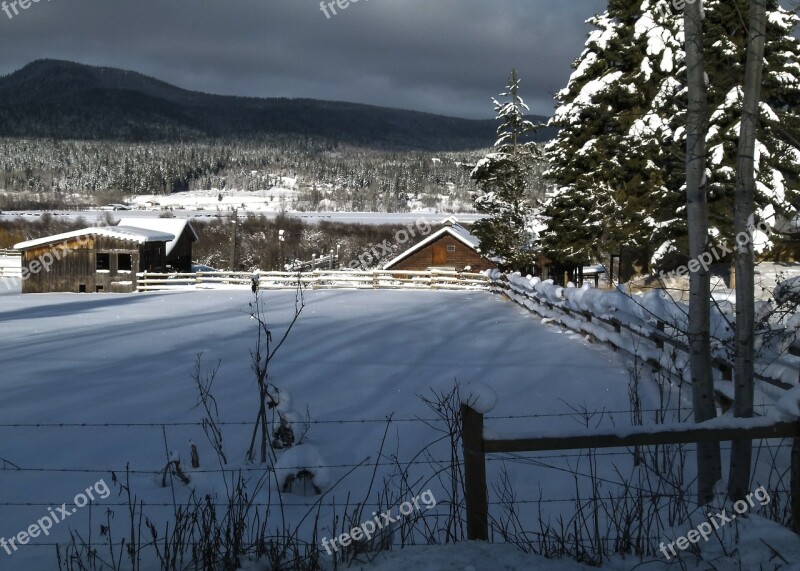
459,273,800,541
461,402,800,540
489,273,800,407
0,248,21,278
136,269,490,292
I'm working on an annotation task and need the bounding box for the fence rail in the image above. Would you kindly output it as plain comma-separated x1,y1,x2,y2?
469,273,800,541
489,274,799,406
461,402,800,540
136,269,490,292
0,249,22,279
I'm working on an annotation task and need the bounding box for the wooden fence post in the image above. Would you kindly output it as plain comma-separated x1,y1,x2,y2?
655,320,665,349
461,403,488,541
792,431,800,533
720,366,733,414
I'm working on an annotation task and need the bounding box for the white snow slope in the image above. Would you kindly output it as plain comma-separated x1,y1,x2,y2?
0,289,795,570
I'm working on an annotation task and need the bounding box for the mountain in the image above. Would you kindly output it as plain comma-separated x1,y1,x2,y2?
0,60,555,151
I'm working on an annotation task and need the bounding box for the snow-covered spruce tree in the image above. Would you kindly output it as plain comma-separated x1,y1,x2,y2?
702,0,800,244
469,69,543,269
541,0,678,268
624,0,686,259
543,0,800,269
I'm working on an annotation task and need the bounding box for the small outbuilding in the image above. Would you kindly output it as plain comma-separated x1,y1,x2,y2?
14,225,176,294
382,222,496,272
117,218,197,272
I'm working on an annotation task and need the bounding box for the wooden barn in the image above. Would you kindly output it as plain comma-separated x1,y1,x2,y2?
118,218,197,272
14,225,176,294
383,222,496,272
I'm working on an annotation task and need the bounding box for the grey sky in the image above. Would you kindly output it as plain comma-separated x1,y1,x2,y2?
0,0,601,118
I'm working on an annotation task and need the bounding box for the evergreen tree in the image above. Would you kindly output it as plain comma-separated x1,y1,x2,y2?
543,0,800,269
469,70,543,268
702,0,800,241
540,0,676,266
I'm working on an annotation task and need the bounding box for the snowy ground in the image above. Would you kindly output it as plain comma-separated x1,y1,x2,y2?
127,184,301,212
0,210,486,226
630,261,800,303
0,288,796,570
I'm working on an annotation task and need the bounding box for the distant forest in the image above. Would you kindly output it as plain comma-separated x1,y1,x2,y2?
0,137,550,213
0,60,552,213
0,212,451,271
0,60,554,150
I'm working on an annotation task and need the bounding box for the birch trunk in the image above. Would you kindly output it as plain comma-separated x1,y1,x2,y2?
685,0,721,505
729,0,767,501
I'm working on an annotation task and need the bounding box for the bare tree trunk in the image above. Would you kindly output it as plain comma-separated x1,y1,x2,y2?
685,0,721,505
729,0,767,501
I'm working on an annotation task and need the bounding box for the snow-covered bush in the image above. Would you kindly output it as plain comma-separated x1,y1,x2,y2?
273,444,330,495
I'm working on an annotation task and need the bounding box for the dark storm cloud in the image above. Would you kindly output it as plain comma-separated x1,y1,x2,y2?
0,0,601,118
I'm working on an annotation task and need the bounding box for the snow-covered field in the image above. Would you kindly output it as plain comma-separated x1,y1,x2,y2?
0,209,486,226
128,182,301,212
0,287,796,570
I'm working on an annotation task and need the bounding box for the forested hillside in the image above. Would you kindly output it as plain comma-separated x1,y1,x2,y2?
0,61,556,213
0,137,551,213
0,60,554,151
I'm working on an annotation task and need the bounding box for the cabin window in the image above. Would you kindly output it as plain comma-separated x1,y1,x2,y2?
96,285,104,293
79,284,86,293
96,253,110,271
118,254,132,272
446,245,456,253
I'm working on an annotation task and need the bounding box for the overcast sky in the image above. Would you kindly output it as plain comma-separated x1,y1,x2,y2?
0,0,601,119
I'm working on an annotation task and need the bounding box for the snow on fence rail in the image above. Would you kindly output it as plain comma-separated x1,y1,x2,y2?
136,269,490,292
460,398,800,540
486,270,800,407
0,249,21,279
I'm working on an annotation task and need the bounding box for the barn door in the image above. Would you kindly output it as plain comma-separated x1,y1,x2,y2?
432,243,447,266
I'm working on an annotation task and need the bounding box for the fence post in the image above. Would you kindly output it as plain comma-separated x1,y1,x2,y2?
793,431,800,533
461,403,488,541
655,320,664,349
720,365,733,413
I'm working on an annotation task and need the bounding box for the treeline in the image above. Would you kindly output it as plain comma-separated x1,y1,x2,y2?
0,137,550,213
193,214,445,271
0,137,484,211
0,213,449,271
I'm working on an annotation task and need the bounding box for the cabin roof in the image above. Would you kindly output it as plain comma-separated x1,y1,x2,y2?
14,226,175,251
382,222,482,270
117,218,198,256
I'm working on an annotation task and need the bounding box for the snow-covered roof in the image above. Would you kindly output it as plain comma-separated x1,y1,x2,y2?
382,222,482,270
14,226,175,250
117,218,198,256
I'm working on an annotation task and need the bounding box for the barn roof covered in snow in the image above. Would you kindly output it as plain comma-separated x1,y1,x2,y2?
117,218,198,256
14,226,175,250
382,221,483,270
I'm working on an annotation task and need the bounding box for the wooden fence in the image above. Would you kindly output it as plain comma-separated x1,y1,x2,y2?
461,403,800,540
0,249,21,279
489,274,800,408
136,269,490,292
463,273,800,541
